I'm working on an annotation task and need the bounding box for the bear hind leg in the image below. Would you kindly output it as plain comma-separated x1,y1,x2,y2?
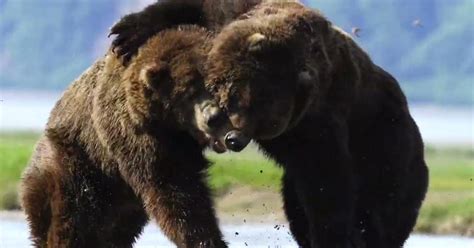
355,115,429,248
369,158,428,248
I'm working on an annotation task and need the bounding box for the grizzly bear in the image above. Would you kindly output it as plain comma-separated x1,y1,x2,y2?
20,26,240,248
205,4,429,247
110,1,429,248
208,4,429,248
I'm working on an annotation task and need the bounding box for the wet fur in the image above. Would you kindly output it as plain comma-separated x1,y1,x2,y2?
110,0,291,63
109,1,428,247
20,27,228,248
210,4,428,247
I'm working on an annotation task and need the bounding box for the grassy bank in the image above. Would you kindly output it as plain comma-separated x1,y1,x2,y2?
415,148,474,235
1,132,472,235
0,132,40,209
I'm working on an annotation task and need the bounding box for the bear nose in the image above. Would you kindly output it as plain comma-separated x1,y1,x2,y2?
224,130,250,152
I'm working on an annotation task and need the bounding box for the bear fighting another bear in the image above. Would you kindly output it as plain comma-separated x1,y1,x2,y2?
109,1,428,247
21,0,428,247
205,3,429,247
21,26,243,247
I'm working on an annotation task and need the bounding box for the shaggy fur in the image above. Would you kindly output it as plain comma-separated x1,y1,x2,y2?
20,26,229,248
206,3,428,248
109,0,293,63
109,1,428,248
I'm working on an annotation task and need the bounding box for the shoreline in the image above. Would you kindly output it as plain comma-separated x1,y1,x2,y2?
3,210,473,248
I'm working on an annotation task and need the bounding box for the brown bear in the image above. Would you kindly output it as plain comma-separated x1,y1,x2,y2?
20,25,240,248
109,0,279,63
206,4,429,248
110,1,428,248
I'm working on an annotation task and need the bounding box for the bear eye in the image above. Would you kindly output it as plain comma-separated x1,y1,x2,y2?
226,95,240,113
207,111,227,129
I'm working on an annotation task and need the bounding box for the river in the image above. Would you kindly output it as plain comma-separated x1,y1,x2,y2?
1,215,473,248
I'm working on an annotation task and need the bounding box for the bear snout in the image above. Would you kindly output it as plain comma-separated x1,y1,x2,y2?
224,130,251,152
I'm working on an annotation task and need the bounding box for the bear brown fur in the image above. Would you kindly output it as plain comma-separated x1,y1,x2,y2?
205,3,429,248
109,1,428,248
20,26,231,248
109,0,284,63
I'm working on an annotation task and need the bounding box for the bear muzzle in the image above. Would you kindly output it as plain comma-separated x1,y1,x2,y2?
224,130,251,152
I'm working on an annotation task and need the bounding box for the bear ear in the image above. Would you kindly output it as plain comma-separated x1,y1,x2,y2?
139,61,170,89
126,61,171,129
247,33,267,52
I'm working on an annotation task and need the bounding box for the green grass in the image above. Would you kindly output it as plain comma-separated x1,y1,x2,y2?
426,149,473,191
208,145,283,193
0,132,41,209
1,132,472,235
415,148,474,234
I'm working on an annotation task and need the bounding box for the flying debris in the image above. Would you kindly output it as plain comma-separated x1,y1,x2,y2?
351,27,361,37
412,19,423,28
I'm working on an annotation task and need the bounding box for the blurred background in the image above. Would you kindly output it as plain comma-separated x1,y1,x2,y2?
0,0,473,245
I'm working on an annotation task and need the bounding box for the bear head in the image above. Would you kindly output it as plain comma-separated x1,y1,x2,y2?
205,3,331,146
123,26,248,152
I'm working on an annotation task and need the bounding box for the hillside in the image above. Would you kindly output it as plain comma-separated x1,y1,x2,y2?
0,0,472,105
308,0,474,105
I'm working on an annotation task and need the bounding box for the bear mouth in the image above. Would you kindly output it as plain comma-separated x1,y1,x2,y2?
210,138,227,153
193,129,227,153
